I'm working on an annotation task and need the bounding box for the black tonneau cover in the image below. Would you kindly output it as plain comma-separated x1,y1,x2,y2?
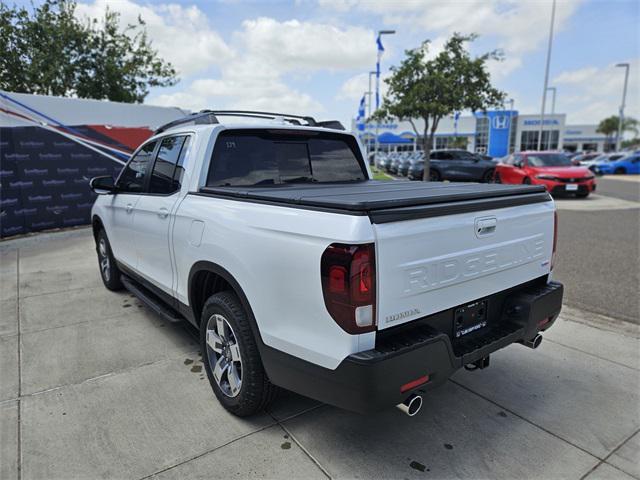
198,181,551,223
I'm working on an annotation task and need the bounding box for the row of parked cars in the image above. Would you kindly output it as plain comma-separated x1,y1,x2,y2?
377,150,497,182
571,151,640,175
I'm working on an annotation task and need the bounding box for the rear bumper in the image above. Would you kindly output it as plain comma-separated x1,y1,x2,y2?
261,279,563,414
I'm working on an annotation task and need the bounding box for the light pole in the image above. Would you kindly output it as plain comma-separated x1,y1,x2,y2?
546,87,556,149
507,98,515,154
374,30,395,164
537,0,556,151
366,71,376,157
615,63,630,152
547,87,556,115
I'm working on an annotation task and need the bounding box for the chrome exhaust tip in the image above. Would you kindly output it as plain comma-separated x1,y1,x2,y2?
396,394,423,417
520,334,543,349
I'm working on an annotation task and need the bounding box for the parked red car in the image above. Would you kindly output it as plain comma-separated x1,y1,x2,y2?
495,152,596,198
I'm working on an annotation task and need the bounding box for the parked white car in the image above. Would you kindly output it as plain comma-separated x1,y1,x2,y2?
90,110,563,417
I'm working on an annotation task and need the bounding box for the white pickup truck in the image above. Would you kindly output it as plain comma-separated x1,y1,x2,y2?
90,110,563,417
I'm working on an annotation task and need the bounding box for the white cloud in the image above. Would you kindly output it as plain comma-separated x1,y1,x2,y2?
77,1,379,119
552,59,639,124
319,0,583,79
75,0,233,77
337,71,390,107
554,66,601,85
239,17,375,72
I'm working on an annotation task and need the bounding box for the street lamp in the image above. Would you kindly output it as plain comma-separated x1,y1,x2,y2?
546,87,556,149
537,0,556,151
374,30,396,164
615,63,630,152
367,71,376,120
507,98,515,154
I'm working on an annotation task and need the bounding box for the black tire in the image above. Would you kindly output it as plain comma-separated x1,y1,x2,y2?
494,172,502,183
96,229,123,291
200,291,278,417
429,169,441,182
482,169,495,183
615,167,626,174
523,177,531,184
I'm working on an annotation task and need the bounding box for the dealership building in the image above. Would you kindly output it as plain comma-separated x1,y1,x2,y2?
354,110,611,157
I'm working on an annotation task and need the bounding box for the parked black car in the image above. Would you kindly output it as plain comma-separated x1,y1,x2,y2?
407,150,496,182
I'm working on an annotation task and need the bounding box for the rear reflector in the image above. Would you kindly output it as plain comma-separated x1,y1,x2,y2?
400,375,430,393
538,317,551,328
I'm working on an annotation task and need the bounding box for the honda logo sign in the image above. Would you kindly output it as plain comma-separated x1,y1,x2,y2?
492,115,509,129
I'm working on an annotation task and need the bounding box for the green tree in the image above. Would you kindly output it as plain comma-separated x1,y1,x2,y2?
597,115,639,150
373,33,505,181
0,0,177,102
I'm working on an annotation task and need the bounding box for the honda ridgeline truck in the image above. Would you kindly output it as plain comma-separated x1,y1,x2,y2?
90,111,563,417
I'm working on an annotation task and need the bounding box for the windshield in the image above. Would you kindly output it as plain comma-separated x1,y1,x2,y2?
207,130,367,186
527,153,572,167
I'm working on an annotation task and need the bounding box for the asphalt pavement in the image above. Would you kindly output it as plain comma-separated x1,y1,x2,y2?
553,176,640,324
595,175,640,202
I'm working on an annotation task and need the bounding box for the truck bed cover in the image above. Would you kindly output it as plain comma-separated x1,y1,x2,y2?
199,181,551,223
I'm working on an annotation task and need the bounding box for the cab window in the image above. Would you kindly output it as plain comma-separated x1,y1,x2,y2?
118,141,157,193
149,135,189,194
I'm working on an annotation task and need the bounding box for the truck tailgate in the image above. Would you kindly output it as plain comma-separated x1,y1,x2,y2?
374,201,556,330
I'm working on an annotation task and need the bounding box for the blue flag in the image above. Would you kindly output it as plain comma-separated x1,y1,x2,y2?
357,95,366,131
375,35,386,109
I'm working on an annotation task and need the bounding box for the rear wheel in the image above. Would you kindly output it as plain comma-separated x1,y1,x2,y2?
482,169,495,183
429,169,441,182
200,291,278,416
615,167,626,174
96,230,123,291
523,177,531,184
494,172,502,183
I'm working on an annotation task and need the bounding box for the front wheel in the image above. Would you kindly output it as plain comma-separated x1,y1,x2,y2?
615,167,626,174
523,177,532,184
428,169,441,182
96,230,123,291
201,291,278,416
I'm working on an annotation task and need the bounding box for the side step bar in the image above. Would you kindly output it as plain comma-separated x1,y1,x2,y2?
120,275,183,323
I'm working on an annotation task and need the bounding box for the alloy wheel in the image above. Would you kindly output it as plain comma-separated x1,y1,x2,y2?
98,238,111,282
206,314,243,397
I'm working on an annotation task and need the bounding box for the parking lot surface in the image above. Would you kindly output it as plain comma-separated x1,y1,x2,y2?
1,205,639,479
552,177,640,324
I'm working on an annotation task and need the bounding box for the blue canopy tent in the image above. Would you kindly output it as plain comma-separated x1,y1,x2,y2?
377,132,412,144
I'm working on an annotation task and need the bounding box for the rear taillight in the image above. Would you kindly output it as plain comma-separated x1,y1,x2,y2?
321,243,376,334
551,210,558,270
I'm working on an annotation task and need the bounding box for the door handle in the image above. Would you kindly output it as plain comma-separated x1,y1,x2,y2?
158,208,169,219
126,203,134,214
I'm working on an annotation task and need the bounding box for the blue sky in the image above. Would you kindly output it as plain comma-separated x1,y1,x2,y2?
68,0,639,128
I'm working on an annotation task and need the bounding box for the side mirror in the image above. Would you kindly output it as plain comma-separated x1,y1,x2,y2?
90,176,117,194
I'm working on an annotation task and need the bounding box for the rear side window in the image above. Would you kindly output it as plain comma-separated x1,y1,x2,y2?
206,130,366,186
149,135,189,194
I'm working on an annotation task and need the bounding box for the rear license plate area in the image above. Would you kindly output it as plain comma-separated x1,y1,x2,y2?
454,300,488,338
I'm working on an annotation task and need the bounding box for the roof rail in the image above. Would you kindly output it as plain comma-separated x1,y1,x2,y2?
154,109,345,134
211,110,317,126
155,110,219,134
